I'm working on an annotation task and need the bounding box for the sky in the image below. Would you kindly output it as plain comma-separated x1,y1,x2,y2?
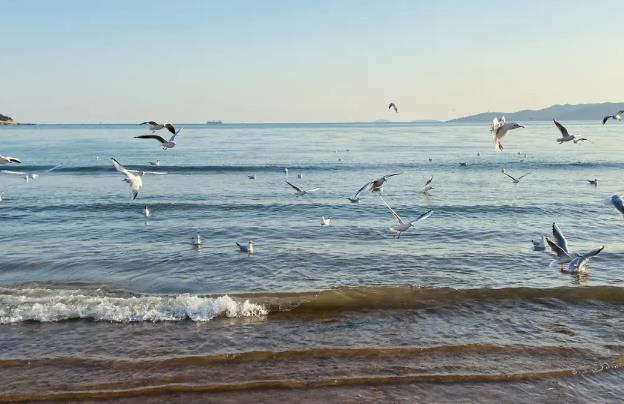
2,0,624,123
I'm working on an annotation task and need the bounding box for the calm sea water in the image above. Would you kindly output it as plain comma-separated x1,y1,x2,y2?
1,122,623,401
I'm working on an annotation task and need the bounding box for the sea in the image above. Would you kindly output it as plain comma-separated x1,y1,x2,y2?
1,122,623,402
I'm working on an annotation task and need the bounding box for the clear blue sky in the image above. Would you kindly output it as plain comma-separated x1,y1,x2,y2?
2,0,623,123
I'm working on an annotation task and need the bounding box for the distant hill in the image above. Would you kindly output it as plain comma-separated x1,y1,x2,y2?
0,113,12,121
448,102,624,123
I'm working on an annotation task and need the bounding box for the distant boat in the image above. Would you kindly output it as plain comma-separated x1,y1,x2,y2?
206,120,223,125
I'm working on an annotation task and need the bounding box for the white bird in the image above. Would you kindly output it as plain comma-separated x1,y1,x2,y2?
490,116,524,152
388,103,398,113
236,240,254,255
297,173,303,179
135,127,182,150
532,235,546,251
284,168,288,176
553,120,590,144
379,195,433,239
143,205,150,217
140,121,176,134
545,223,603,273
0,155,21,165
422,176,434,194
321,216,331,226
587,179,598,186
0,192,3,202
602,110,624,125
148,160,160,167
192,233,203,247
360,173,401,194
111,158,143,200
286,181,319,197
0,164,62,183
501,168,529,184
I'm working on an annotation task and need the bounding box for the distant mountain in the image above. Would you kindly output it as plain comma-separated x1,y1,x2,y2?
0,113,12,121
448,102,624,123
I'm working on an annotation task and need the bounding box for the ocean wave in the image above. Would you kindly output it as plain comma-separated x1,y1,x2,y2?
1,285,623,324
0,287,267,324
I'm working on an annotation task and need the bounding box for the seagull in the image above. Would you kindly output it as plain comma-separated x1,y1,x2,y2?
236,240,254,255
284,168,288,176
421,176,433,194
143,205,150,218
321,216,331,226
248,174,256,180
459,162,468,167
286,181,319,197
140,121,177,134
192,232,203,247
297,173,303,179
111,158,143,200
587,179,598,186
609,195,624,215
553,120,588,144
602,110,624,125
148,160,160,167
501,168,529,183
0,155,21,165
356,173,401,196
379,195,433,239
0,193,3,202
135,127,182,150
490,116,524,152
0,164,62,183
388,103,398,113
532,236,546,251
545,223,603,273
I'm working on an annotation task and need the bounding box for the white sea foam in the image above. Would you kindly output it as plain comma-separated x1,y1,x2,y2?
0,287,268,324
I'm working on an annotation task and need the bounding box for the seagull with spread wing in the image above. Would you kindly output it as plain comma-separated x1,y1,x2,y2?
135,124,181,150
545,223,604,273
490,116,524,152
111,158,145,200
379,195,433,239
0,155,22,165
421,176,434,194
0,164,62,183
501,168,529,184
602,110,624,125
388,103,398,113
286,181,319,197
553,120,589,144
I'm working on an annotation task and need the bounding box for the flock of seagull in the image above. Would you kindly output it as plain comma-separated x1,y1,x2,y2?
2,107,624,271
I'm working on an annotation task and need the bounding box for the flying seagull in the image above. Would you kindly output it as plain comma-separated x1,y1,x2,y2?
379,195,433,239
356,173,401,196
321,216,331,226
388,103,398,113
0,164,62,183
111,158,144,200
286,181,319,197
148,160,160,167
236,240,254,255
135,127,182,150
553,120,589,144
0,155,21,165
140,121,178,135
421,176,434,194
501,168,529,183
490,116,524,152
587,179,598,186
602,110,624,125
545,223,603,273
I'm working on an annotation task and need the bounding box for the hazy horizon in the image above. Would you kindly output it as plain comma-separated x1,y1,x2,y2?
3,0,624,123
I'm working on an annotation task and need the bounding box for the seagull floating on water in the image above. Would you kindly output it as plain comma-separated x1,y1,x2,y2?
286,181,319,197
545,223,603,273
388,103,398,113
587,179,598,186
284,168,288,176
379,195,433,239
490,116,524,152
532,235,546,251
421,176,433,194
236,240,254,255
602,110,624,125
1,164,62,183
148,160,160,166
297,173,303,179
248,174,256,180
135,127,182,150
192,232,203,247
501,168,529,184
0,155,21,165
459,162,468,167
321,216,331,226
143,205,150,217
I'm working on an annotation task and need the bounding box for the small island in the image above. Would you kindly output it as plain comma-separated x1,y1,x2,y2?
0,113,35,125
206,120,223,125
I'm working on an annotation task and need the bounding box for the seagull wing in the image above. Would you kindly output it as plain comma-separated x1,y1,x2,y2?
286,181,303,193
168,127,181,142
135,134,167,144
384,173,401,178
111,158,134,179
551,223,569,253
409,210,433,225
164,123,177,136
128,170,168,175
353,181,371,199
379,195,403,224
305,187,320,193
516,173,530,180
602,116,611,125
502,171,517,181
424,176,433,186
140,121,158,125
41,164,62,174
546,237,573,260
568,246,604,272
553,120,569,137
618,110,624,116
0,170,26,176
